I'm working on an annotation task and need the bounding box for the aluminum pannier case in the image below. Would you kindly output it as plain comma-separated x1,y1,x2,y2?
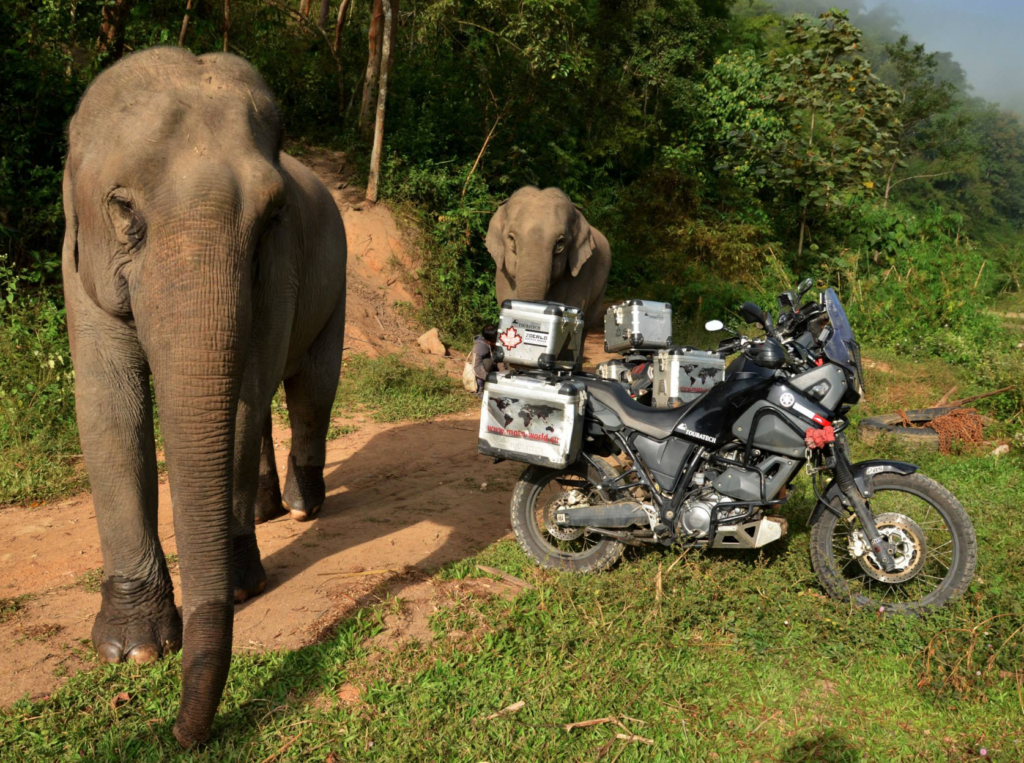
478,371,586,468
604,300,673,353
652,348,725,408
497,300,584,372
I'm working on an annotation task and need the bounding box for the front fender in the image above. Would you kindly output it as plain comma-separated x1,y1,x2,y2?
808,459,919,525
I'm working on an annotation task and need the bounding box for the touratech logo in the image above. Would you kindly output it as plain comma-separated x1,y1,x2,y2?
678,421,716,443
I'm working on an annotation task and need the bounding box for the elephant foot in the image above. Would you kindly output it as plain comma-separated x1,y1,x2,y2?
232,533,267,604
282,463,325,523
254,472,286,525
92,576,182,664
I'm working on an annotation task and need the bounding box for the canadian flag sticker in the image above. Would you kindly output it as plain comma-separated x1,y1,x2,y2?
499,326,523,350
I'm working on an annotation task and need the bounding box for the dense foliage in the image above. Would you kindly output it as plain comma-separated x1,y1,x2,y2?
0,0,1022,504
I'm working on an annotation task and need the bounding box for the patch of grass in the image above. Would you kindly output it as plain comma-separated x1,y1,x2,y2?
326,423,358,441
333,354,471,423
0,595,30,624
75,567,103,594
0,286,85,506
19,623,62,642
270,384,289,426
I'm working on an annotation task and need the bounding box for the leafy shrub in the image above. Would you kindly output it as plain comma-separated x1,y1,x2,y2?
0,267,82,505
383,155,499,340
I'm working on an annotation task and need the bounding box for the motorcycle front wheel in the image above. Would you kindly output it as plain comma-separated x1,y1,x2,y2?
810,472,977,613
510,458,625,574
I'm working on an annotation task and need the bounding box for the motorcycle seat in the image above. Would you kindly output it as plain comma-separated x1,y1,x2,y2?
583,379,688,440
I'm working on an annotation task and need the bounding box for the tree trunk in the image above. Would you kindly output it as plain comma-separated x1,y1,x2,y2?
318,0,330,29
796,106,816,258
366,0,396,203
223,0,230,52
797,207,808,258
359,0,384,137
299,0,312,16
333,0,352,52
98,0,136,59
178,0,194,46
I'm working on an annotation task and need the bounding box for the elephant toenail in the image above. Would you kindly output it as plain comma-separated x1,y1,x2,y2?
97,643,124,664
127,644,160,664
233,588,249,604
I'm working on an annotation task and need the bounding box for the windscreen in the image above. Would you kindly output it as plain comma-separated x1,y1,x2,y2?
822,288,864,396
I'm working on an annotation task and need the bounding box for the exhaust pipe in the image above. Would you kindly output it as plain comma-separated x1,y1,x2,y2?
554,500,648,529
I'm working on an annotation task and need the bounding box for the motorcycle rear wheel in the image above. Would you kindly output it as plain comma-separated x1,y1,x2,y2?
810,472,976,613
510,459,626,574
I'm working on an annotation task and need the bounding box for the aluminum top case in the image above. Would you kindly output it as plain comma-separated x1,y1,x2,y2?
497,300,584,372
604,300,673,353
478,371,586,469
651,348,725,408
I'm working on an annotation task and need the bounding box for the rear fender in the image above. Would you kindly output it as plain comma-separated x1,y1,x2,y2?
808,459,919,525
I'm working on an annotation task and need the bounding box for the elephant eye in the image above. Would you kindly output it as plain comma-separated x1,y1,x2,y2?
554,236,565,254
507,234,516,255
108,192,146,251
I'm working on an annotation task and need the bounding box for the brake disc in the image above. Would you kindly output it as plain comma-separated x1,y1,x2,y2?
848,512,928,584
546,488,588,541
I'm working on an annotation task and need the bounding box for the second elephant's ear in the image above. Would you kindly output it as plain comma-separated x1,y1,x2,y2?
570,204,595,278
486,198,511,274
62,160,79,273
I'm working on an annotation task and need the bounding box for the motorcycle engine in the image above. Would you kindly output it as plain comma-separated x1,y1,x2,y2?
677,490,721,538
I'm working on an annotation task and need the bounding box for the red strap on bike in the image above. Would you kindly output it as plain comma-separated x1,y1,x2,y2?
805,424,835,449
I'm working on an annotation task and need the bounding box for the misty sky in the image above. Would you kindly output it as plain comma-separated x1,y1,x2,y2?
863,0,1024,111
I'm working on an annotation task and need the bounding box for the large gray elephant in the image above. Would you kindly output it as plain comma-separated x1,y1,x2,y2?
62,48,346,747
486,186,611,325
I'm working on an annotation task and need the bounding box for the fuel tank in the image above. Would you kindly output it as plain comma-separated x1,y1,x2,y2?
675,373,774,445
674,364,834,455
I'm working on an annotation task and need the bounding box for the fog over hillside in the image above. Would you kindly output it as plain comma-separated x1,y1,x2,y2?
766,0,1024,116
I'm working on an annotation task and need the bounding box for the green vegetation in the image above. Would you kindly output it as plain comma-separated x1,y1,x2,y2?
333,354,471,423
2,0,1023,505
0,272,83,505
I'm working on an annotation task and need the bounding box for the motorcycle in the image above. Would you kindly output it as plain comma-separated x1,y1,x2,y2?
507,280,977,612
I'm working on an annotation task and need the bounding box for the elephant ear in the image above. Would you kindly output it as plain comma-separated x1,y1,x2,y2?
62,160,79,273
486,199,512,276
570,204,596,278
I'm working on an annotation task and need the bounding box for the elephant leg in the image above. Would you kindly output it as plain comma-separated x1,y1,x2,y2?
282,303,345,522
229,397,272,604
70,305,181,664
254,410,285,524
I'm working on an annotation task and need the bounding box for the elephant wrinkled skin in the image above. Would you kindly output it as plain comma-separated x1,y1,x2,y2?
486,186,611,325
61,47,347,747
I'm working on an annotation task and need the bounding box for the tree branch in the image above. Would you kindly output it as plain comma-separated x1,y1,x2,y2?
462,108,505,198
890,171,954,189
453,20,524,54
261,0,345,109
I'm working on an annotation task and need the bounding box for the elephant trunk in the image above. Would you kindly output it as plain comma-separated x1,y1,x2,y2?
135,235,251,748
514,258,552,302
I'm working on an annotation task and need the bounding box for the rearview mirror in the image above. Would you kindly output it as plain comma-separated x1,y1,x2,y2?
798,277,814,296
739,302,765,325
704,320,724,332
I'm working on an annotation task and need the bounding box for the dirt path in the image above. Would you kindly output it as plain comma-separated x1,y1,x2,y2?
0,407,525,704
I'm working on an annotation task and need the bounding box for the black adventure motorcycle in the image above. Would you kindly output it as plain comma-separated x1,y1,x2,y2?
509,281,977,612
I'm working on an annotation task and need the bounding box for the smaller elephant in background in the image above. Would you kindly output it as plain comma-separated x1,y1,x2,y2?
486,186,611,326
